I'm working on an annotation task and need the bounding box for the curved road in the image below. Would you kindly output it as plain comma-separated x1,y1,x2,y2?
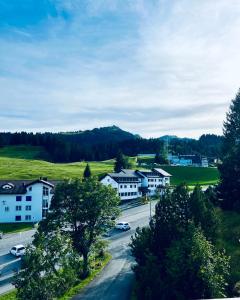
0,202,154,298
73,202,153,300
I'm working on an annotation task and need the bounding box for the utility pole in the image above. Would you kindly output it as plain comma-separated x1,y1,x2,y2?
149,195,152,220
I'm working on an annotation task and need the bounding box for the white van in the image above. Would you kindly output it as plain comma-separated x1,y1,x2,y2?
10,245,25,257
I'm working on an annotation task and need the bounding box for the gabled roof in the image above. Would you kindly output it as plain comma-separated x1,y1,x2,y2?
153,168,172,177
102,169,141,183
0,179,59,195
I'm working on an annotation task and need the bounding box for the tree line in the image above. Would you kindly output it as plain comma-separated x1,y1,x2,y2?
0,130,223,163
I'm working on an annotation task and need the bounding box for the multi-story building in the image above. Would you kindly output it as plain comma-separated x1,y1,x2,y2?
101,168,172,200
0,178,57,223
168,154,209,167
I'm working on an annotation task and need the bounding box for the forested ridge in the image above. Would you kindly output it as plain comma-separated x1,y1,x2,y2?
0,126,223,163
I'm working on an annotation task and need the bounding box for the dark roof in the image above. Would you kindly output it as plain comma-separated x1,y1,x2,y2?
136,170,159,178
105,169,140,183
153,168,172,177
0,179,60,195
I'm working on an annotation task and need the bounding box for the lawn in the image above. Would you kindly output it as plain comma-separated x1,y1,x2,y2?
0,156,113,180
0,145,48,160
160,165,219,186
0,222,35,234
0,146,219,186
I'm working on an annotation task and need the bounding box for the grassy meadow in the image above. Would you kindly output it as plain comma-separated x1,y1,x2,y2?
0,146,219,186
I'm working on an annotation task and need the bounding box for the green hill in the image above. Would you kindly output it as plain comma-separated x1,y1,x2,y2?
0,145,49,160
0,146,219,185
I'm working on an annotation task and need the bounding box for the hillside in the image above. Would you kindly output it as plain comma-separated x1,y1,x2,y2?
62,125,139,145
0,146,219,185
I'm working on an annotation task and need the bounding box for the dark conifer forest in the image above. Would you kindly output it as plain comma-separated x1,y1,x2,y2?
0,126,223,163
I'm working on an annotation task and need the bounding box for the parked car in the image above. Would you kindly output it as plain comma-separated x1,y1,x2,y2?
0,231,3,239
115,222,131,231
9,245,25,257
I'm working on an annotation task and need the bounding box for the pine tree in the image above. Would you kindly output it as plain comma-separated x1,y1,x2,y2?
83,163,91,178
219,90,240,210
114,151,127,172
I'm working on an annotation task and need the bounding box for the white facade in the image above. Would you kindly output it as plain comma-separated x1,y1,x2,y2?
168,153,209,167
101,174,142,200
101,168,171,201
0,180,54,223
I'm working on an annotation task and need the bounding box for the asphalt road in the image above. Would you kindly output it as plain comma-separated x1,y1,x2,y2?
0,201,154,297
0,229,35,294
73,202,154,300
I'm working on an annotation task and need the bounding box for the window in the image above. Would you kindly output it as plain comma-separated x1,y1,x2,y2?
15,216,21,221
29,187,32,191
26,205,31,211
120,185,123,188
124,185,127,188
25,215,31,221
119,193,121,196
134,185,136,188
16,206,21,211
128,192,130,196
124,192,127,196
43,186,49,196
26,196,32,201
5,206,9,212
42,199,48,208
16,196,22,202
42,210,48,218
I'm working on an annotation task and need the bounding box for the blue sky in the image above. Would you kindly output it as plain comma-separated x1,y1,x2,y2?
0,0,240,138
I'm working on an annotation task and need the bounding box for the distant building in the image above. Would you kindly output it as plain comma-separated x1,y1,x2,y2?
100,168,172,200
137,154,155,158
168,154,208,167
0,178,58,223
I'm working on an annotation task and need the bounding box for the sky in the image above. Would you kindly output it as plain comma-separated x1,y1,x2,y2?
0,0,240,138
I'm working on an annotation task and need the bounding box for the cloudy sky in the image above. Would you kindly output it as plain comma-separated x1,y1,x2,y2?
0,0,239,138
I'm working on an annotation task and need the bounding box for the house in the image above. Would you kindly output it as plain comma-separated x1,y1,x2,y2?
100,168,172,200
168,154,209,167
0,178,58,223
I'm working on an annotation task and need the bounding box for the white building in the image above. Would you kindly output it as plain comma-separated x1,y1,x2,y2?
168,154,209,167
101,168,172,200
0,178,57,223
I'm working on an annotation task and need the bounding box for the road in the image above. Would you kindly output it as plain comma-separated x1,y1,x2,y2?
0,201,154,298
73,202,154,300
0,229,35,294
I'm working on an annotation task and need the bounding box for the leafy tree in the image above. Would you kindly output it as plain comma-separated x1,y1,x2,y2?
189,185,219,242
14,231,77,300
165,225,229,300
154,151,168,165
83,163,92,178
114,151,128,172
219,90,240,210
131,184,229,300
40,178,120,277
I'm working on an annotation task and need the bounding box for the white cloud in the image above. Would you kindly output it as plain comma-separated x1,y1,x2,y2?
0,0,239,137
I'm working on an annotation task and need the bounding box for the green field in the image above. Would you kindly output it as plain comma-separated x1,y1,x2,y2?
0,146,219,185
160,165,219,185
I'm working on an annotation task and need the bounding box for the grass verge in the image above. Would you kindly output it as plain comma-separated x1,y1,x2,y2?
0,254,112,300
59,253,112,300
0,290,16,300
0,223,35,234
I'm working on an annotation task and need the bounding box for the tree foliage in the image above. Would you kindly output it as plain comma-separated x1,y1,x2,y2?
131,184,229,300
14,231,78,300
219,90,240,210
40,178,120,277
114,151,130,172
83,163,91,178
